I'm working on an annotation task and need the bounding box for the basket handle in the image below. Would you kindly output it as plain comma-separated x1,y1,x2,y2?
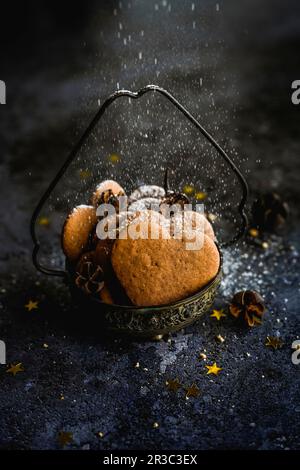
30,84,248,276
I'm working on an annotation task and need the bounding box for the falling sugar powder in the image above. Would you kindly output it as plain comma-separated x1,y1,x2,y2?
155,335,193,373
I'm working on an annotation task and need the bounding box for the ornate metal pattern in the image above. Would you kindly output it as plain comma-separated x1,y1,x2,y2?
70,265,222,337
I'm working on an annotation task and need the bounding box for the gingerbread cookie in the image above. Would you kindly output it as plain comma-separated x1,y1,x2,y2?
111,216,220,306
129,185,165,203
172,211,215,241
99,284,114,304
128,197,161,213
62,205,97,261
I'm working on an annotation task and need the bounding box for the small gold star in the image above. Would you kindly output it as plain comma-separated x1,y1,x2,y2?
108,153,121,164
249,228,259,237
210,309,226,321
183,184,194,195
265,336,284,350
165,378,181,392
79,169,91,179
6,363,24,376
153,422,159,429
185,383,200,398
206,362,222,375
262,241,269,249
38,217,50,226
216,334,225,343
97,432,104,438
25,300,39,312
199,352,207,361
195,191,207,201
58,431,73,447
43,343,49,349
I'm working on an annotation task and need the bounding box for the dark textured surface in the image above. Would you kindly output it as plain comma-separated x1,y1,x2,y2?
0,0,300,450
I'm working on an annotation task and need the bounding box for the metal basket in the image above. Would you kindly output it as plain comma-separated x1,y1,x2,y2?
30,85,248,337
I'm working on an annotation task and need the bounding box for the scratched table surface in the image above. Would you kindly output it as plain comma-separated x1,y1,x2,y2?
0,0,300,450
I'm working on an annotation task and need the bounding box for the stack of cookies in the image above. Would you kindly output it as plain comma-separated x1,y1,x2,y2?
62,179,220,307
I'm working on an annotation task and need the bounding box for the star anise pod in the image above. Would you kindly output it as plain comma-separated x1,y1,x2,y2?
161,191,190,207
160,192,190,217
94,189,124,212
229,290,265,326
75,253,104,295
252,192,289,232
161,167,190,216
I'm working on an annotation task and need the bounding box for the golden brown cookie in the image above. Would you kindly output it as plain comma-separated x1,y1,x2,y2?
99,284,114,304
62,205,97,261
172,211,215,241
91,180,125,207
111,217,220,306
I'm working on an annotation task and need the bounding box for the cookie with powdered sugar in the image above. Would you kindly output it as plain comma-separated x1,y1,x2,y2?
62,205,97,261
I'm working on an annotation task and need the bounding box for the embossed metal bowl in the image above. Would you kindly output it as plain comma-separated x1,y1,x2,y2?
30,86,248,338
67,250,222,338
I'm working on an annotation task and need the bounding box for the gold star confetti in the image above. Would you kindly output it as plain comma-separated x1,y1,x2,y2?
60,394,65,400
43,343,49,349
79,169,91,179
38,217,50,227
153,422,159,429
183,184,194,195
195,191,207,201
199,352,207,361
108,153,121,164
262,241,269,249
210,309,226,321
249,228,259,237
265,336,284,350
6,363,24,376
185,383,200,398
166,378,181,392
216,334,225,343
206,362,222,375
58,431,73,447
25,300,39,312
97,431,104,438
